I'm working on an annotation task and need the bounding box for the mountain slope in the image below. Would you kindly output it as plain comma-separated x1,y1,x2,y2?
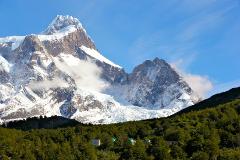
0,15,200,124
3,86,239,130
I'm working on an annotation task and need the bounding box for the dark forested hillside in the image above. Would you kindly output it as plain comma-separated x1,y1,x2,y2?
0,88,240,160
2,116,80,130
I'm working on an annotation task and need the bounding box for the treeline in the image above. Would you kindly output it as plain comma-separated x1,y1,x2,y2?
0,100,240,159
3,116,79,130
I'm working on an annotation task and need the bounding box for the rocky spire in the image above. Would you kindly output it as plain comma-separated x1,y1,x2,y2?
43,15,84,35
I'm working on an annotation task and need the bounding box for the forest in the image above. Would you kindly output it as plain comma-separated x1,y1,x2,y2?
0,88,240,160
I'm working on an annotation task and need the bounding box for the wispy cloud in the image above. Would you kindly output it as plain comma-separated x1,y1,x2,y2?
29,77,68,90
178,2,237,42
128,0,237,56
126,29,199,73
53,54,109,92
171,60,213,98
29,54,109,92
180,0,217,11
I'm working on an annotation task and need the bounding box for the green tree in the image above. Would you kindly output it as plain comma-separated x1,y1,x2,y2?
218,148,240,160
150,137,171,160
170,145,187,160
191,151,209,160
186,134,205,156
130,139,148,160
204,130,220,160
97,150,119,160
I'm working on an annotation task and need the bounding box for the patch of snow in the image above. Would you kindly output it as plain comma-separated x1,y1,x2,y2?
0,55,11,72
80,46,122,68
0,36,25,50
38,25,77,41
0,84,14,102
71,90,183,124
32,65,48,77
147,67,160,81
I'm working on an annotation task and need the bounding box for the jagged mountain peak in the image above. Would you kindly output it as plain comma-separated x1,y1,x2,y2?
122,57,194,108
43,15,84,35
0,15,200,124
153,57,167,64
132,57,174,76
137,58,169,68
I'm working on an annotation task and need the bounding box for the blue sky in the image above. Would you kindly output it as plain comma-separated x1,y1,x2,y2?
0,0,239,96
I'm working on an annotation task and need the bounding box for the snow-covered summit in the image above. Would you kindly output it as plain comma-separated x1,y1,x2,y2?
0,15,94,51
0,15,200,124
43,15,84,35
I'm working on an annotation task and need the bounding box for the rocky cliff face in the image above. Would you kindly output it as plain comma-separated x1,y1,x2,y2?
0,15,200,124
124,58,197,108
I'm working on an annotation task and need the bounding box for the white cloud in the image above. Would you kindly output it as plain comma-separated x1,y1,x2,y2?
53,54,109,92
171,60,213,98
29,77,68,90
183,74,213,98
29,54,109,92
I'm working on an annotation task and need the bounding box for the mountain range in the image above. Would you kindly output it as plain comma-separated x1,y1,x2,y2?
4,87,240,130
0,15,200,124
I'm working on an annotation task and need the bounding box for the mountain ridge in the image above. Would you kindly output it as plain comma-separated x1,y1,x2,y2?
2,86,239,130
0,15,200,124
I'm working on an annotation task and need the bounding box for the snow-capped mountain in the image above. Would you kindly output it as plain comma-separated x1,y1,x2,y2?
0,15,200,124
